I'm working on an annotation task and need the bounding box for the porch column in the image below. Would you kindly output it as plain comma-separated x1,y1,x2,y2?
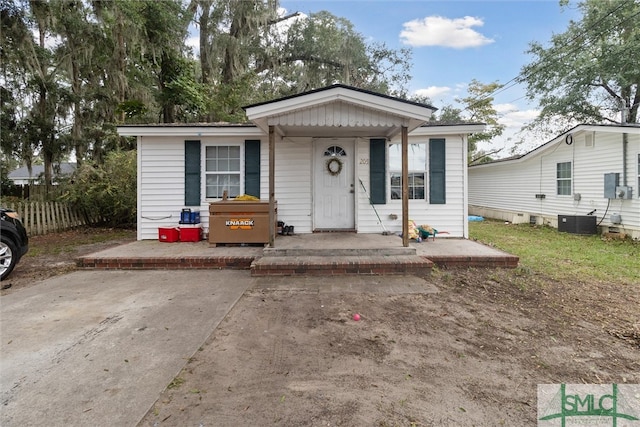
269,125,276,247
401,125,409,247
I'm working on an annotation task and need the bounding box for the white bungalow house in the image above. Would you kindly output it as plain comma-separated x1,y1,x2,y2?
469,124,640,239
117,85,484,244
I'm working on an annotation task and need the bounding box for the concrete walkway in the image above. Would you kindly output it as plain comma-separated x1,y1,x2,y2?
0,270,253,427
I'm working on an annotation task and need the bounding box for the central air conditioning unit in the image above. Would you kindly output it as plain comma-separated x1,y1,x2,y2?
558,215,597,235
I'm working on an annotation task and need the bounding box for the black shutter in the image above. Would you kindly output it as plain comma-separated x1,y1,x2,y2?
244,140,261,198
369,139,387,204
185,140,201,206
429,138,446,204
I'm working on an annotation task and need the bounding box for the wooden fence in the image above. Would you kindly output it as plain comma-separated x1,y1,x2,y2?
3,201,99,236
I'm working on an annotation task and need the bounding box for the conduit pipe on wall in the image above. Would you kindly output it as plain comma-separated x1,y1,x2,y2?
622,132,628,186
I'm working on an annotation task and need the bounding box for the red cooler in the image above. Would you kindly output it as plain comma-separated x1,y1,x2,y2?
179,225,202,242
158,227,179,243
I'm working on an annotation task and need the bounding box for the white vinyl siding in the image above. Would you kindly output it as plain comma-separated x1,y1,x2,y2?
271,138,313,233
135,127,471,240
469,129,640,239
356,134,466,237
137,137,187,240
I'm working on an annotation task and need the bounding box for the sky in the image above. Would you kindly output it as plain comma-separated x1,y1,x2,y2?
275,0,582,156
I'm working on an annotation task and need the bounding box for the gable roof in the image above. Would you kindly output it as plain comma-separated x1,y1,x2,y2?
8,162,76,181
243,84,437,139
470,123,640,168
243,84,437,111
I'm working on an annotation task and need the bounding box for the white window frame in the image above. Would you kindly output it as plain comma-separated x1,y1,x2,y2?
388,143,427,201
204,143,244,200
556,161,572,196
637,153,639,198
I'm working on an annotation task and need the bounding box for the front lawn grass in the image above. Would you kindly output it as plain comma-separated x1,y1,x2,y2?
469,220,640,285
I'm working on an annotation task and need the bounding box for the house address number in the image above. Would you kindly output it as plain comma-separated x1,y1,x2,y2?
359,158,369,165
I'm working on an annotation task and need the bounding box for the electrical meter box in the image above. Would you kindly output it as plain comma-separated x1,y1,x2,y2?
615,186,633,199
604,173,619,199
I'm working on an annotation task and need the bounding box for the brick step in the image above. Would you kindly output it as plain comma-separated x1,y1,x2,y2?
77,256,255,270
262,247,416,257
250,255,433,277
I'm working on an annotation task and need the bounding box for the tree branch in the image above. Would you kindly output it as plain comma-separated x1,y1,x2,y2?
267,12,300,26
470,148,503,165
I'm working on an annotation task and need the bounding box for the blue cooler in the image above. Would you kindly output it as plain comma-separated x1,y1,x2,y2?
180,208,200,224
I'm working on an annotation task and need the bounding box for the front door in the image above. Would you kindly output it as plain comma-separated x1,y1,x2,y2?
313,140,355,230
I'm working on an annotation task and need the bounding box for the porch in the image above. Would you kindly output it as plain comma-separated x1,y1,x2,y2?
77,233,519,276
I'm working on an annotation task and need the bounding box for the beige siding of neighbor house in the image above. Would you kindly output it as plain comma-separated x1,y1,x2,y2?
469,129,640,239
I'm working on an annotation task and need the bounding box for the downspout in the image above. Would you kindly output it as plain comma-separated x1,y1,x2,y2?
622,132,628,187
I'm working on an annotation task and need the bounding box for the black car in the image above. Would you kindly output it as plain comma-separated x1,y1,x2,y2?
1,207,29,281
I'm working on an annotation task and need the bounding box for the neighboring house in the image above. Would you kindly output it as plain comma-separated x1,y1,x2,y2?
469,124,640,239
7,162,76,185
117,84,484,241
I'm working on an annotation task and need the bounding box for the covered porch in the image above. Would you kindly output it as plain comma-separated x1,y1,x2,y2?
243,84,437,248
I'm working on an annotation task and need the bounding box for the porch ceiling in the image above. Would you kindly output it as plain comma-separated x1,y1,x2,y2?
244,85,435,139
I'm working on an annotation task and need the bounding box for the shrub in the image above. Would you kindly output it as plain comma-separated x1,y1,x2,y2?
59,150,136,227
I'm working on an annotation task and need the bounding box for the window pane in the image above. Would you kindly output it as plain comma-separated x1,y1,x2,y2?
218,158,229,172
389,144,426,170
229,146,240,158
557,162,571,178
557,180,571,195
389,172,425,200
556,162,571,195
389,142,427,200
324,146,346,157
206,145,242,173
390,173,401,199
206,173,241,198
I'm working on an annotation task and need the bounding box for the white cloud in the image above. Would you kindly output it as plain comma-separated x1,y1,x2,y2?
477,105,540,156
495,103,539,128
186,35,199,55
414,86,451,100
400,16,494,49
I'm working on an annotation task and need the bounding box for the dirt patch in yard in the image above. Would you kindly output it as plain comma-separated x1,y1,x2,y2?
0,227,136,295
141,268,639,426
2,229,638,425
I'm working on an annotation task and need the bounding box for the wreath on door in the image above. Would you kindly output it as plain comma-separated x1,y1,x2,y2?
326,157,343,176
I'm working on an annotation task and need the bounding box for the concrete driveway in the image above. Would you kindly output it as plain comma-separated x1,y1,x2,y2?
0,270,253,427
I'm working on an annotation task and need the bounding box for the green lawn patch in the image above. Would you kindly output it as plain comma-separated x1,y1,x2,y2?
469,220,640,285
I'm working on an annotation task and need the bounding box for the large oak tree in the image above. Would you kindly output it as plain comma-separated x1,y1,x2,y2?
520,0,639,133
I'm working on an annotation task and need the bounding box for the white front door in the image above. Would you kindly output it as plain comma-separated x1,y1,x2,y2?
313,140,355,230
